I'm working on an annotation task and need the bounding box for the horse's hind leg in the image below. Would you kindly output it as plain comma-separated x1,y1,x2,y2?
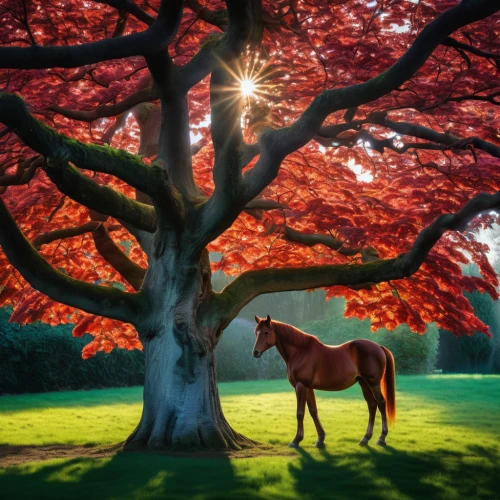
358,378,377,446
370,384,388,446
289,382,308,448
307,389,326,448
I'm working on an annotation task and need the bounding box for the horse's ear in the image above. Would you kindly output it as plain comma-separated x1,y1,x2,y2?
255,315,260,324
266,314,272,324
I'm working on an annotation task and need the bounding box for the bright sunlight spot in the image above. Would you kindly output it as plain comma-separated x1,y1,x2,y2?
240,78,257,97
348,158,373,183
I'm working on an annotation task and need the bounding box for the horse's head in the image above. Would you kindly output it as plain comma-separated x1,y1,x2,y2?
253,315,277,358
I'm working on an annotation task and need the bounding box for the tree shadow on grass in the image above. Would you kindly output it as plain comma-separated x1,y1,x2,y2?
1,442,499,500
288,443,500,500
0,449,268,500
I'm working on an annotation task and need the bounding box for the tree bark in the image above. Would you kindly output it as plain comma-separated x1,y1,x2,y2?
125,331,253,450
124,247,255,451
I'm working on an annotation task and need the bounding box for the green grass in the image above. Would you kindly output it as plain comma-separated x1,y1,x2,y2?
1,376,499,499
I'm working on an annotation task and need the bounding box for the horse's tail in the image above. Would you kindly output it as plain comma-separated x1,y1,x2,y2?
380,346,396,426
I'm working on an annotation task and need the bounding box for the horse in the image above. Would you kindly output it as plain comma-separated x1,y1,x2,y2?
253,315,396,448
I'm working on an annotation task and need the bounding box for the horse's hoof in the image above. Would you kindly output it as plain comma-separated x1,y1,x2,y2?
376,439,387,447
288,442,299,448
359,437,369,446
315,440,325,449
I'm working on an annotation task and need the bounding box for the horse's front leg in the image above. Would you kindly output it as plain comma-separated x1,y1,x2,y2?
289,382,308,448
307,389,326,448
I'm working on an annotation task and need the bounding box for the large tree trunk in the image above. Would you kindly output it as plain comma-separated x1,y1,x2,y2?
125,331,254,450
124,246,255,451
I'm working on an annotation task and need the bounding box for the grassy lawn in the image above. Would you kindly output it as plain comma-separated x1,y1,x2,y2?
0,375,499,499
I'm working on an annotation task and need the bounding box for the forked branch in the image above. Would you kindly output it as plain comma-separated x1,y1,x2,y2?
178,0,263,90
44,159,157,232
31,218,147,290
0,93,155,195
0,0,184,69
212,190,500,326
242,0,500,202
91,223,146,290
46,87,158,122
0,199,145,323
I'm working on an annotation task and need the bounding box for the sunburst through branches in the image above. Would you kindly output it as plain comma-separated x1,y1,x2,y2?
236,46,275,106
215,47,282,137
240,78,257,98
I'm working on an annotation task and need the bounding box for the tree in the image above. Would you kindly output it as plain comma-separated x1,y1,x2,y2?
438,264,500,373
0,0,499,451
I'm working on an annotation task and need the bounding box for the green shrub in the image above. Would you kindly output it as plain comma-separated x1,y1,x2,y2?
301,316,440,375
0,308,145,395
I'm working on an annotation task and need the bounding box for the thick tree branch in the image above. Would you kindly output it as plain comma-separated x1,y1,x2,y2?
46,87,158,122
0,93,156,195
157,92,199,199
375,115,500,159
44,159,157,232
245,199,289,211
142,46,202,200
242,0,500,202
0,199,145,323
178,0,263,90
442,36,500,69
282,226,361,257
32,221,102,248
210,63,244,196
91,223,146,290
147,161,186,229
192,61,246,249
211,190,500,326
0,0,184,69
242,198,289,220
316,123,500,157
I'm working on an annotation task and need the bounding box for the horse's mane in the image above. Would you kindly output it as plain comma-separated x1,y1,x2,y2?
272,320,317,348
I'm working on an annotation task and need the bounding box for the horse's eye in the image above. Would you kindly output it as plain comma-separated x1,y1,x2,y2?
264,331,268,335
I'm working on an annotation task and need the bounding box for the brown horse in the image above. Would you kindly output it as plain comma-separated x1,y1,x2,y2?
253,315,396,448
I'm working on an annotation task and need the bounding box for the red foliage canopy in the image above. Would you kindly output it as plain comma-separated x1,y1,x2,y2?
1,0,499,358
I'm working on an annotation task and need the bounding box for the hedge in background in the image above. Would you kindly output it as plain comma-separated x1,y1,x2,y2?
0,309,144,395
301,316,440,375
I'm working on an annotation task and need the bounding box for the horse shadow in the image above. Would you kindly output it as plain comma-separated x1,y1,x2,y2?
288,442,500,500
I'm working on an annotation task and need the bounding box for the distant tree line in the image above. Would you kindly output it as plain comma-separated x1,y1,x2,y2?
438,290,500,374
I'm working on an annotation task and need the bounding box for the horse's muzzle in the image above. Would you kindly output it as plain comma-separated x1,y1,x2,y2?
253,350,261,358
